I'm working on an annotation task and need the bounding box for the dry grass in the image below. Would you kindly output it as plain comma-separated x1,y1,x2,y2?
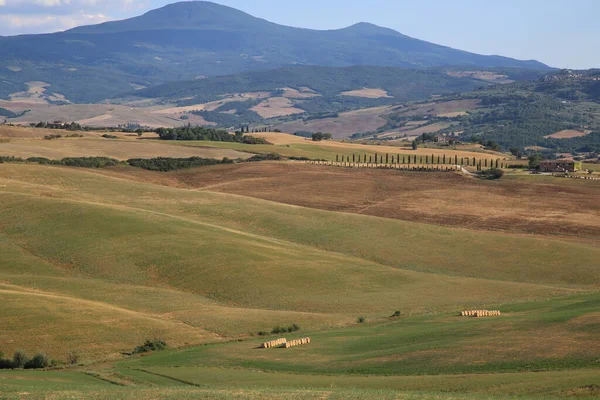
381,122,452,139
4,103,186,128
142,162,600,239
391,99,480,117
544,129,592,139
446,71,515,84
341,88,392,98
0,137,249,160
280,88,320,99
274,107,392,139
250,97,305,118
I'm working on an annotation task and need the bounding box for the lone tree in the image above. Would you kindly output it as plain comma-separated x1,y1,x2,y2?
528,153,543,170
412,141,418,150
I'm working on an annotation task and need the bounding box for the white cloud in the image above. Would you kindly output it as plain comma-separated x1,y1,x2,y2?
0,12,109,34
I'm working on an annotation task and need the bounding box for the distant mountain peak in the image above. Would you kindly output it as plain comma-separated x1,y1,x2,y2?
341,22,403,36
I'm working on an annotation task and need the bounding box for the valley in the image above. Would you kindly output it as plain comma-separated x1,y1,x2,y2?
0,2,598,398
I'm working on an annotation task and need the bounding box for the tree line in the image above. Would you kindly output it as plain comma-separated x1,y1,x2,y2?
334,153,503,168
155,126,271,144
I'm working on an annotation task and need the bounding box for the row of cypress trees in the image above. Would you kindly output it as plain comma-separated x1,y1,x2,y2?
335,153,503,168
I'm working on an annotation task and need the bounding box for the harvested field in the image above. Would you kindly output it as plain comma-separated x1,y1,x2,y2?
380,122,451,138
274,107,392,138
0,138,249,160
250,97,305,118
544,129,592,139
341,88,392,98
4,103,185,128
150,162,600,239
390,99,480,117
281,87,320,99
446,71,515,84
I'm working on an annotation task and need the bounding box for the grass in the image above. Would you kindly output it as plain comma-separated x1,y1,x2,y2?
0,137,248,160
121,293,600,376
172,131,504,162
0,162,599,398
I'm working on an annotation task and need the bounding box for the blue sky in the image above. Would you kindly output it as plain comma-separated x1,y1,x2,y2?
0,0,597,68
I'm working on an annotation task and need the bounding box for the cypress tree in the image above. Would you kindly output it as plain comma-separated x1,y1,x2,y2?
437,156,440,164
443,155,446,164
455,155,458,165
336,154,339,162
375,153,378,164
353,154,355,163
369,156,372,163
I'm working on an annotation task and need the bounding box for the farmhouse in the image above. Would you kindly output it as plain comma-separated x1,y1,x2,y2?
539,160,578,173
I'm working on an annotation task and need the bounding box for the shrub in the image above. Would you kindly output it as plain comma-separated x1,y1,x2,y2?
0,156,24,163
61,157,119,168
132,339,167,354
241,135,272,145
357,316,367,324
127,157,230,172
27,157,59,165
12,351,29,369
390,311,403,317
44,134,63,140
25,353,49,369
246,153,281,162
67,351,79,365
270,324,300,335
101,134,118,139
479,168,504,180
257,331,268,336
0,358,13,369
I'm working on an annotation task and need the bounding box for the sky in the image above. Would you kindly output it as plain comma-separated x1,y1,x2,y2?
0,0,598,69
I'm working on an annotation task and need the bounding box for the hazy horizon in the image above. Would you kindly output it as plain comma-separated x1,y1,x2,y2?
0,0,598,69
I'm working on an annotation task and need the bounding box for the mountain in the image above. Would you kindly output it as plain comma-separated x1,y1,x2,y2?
0,1,551,103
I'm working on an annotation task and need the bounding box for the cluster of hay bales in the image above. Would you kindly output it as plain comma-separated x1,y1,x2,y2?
284,338,311,348
261,338,286,348
460,310,501,317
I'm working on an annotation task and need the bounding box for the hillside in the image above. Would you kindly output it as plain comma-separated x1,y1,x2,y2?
0,1,550,103
342,70,600,152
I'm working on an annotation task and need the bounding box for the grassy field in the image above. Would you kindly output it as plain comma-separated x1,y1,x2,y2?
109,162,600,239
0,136,249,160
174,131,505,162
0,146,598,398
2,294,599,398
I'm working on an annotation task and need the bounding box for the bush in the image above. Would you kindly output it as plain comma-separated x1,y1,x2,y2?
246,153,281,162
270,324,300,335
241,135,272,145
101,134,118,139
27,157,59,165
127,156,231,172
12,351,29,369
132,339,167,354
357,316,367,324
390,311,403,317
61,157,119,168
0,156,24,164
257,331,268,336
67,351,79,365
0,357,13,369
25,353,49,369
479,168,504,180
44,134,63,140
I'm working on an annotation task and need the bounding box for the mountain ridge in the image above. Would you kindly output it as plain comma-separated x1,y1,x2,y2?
0,1,551,103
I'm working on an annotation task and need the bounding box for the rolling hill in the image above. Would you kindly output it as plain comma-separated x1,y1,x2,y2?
0,1,551,103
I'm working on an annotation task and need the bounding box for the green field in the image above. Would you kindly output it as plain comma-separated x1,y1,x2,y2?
0,161,599,398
